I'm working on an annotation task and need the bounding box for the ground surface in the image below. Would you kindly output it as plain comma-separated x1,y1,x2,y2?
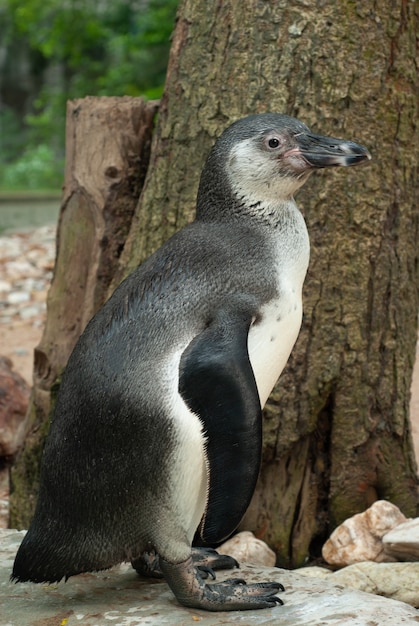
2,529,419,626
1,225,419,466
0,225,55,384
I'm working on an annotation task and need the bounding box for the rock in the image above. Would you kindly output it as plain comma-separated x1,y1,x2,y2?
1,530,419,625
0,280,12,293
19,305,45,320
383,518,419,561
218,531,276,567
0,468,9,529
322,500,407,566
299,560,419,608
5,260,40,280
7,291,30,305
0,225,56,324
13,348,30,357
297,565,333,579
331,561,419,608
0,356,29,528
0,355,30,457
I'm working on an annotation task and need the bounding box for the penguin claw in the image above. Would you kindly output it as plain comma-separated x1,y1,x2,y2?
159,555,285,611
223,577,247,585
197,565,216,580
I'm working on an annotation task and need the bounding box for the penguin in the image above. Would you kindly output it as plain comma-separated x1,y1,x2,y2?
12,113,370,611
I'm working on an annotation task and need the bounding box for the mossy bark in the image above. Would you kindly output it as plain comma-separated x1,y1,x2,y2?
119,0,419,566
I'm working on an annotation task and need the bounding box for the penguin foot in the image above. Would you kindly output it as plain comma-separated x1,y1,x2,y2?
159,555,284,611
191,546,239,572
131,550,163,578
132,546,238,580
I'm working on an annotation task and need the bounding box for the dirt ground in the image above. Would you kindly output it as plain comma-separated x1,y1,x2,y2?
0,320,43,386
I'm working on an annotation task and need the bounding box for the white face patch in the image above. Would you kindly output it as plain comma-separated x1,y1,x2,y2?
226,138,310,206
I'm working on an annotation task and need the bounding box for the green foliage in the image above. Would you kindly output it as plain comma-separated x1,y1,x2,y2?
0,144,64,190
0,0,178,190
8,0,177,93
0,107,27,164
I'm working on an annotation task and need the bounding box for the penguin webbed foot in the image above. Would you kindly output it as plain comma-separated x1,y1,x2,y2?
131,550,163,578
191,546,239,572
159,555,284,611
132,546,237,580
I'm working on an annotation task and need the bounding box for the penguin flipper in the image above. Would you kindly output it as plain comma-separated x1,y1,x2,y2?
179,298,262,544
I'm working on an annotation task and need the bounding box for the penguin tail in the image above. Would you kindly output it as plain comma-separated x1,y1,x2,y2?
11,523,121,584
11,529,69,584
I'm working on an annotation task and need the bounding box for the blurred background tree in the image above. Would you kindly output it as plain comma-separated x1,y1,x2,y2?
0,0,178,190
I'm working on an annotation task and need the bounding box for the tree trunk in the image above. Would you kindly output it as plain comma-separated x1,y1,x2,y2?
9,96,157,527
118,0,419,566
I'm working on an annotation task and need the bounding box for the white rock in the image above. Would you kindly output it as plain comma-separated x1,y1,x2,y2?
19,305,43,320
365,500,408,535
0,239,21,257
1,307,18,319
13,348,29,356
5,260,38,279
297,565,332,579
331,561,419,608
218,531,276,567
322,500,407,566
30,279,48,292
0,468,9,529
7,291,30,305
383,518,419,560
0,281,12,293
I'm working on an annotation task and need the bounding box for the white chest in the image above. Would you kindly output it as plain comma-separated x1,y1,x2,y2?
247,215,309,407
247,285,303,407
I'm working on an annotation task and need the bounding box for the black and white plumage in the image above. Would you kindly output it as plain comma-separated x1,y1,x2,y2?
12,113,370,611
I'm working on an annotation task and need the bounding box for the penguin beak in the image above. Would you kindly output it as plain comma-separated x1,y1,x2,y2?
290,132,371,168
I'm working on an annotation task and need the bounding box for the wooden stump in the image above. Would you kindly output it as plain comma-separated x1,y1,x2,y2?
10,96,158,528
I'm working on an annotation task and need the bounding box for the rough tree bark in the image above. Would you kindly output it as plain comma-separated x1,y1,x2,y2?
118,0,419,566
10,1,419,568
10,96,157,526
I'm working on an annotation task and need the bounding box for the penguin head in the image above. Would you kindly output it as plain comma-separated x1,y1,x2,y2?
197,113,370,217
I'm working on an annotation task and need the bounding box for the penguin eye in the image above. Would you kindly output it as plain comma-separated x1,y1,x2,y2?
265,136,282,150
